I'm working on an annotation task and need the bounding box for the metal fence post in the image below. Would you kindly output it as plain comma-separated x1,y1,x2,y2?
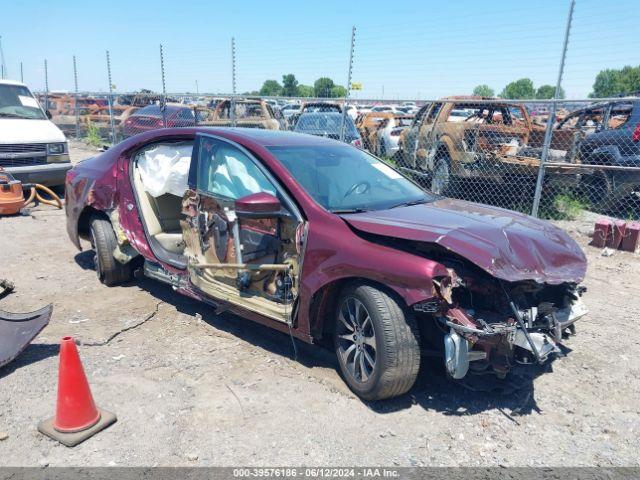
43,59,49,113
106,50,117,144
340,26,356,142
531,0,575,217
73,55,80,139
159,44,167,128
231,37,237,128
0,36,6,79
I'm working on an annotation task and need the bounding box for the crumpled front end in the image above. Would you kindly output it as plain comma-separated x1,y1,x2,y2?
413,266,588,380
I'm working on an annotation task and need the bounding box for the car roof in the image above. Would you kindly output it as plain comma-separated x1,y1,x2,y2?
195,127,347,147
0,79,27,87
298,112,344,118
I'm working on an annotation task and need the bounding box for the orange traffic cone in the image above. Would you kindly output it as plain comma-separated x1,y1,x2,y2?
38,336,116,447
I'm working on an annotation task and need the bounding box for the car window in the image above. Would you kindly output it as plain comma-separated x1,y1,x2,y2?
423,103,442,125
268,145,433,212
607,104,632,129
197,136,276,200
0,84,47,120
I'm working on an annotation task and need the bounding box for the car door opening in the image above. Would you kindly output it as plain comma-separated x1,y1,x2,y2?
132,141,193,257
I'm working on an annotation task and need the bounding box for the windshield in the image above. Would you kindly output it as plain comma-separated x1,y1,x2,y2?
294,114,359,138
268,145,433,212
0,84,47,120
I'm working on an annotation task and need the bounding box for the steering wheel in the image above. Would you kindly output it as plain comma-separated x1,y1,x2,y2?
343,181,371,198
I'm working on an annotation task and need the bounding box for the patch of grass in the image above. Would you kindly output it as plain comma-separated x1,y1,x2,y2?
84,120,104,148
544,192,590,220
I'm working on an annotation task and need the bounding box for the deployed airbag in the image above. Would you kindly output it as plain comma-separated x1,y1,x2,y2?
137,144,192,197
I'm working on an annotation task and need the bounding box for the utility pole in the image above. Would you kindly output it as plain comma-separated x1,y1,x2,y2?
340,26,356,142
531,0,575,217
20,61,23,82
195,80,199,95
43,59,49,112
231,37,237,127
106,50,117,144
73,55,80,138
0,36,6,79
159,44,167,127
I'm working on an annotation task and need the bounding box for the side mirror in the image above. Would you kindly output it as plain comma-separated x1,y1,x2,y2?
45,110,52,119
235,192,284,218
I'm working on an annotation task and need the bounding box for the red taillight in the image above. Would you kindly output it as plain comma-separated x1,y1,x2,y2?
157,118,164,127
633,123,640,142
351,139,362,148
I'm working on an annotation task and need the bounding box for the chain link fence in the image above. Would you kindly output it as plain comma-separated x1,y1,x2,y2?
37,92,640,220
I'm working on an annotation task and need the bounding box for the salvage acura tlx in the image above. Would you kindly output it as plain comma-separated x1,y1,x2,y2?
65,128,588,400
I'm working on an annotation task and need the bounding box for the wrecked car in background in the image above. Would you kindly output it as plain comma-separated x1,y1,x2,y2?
65,127,588,400
397,96,581,195
368,115,414,157
355,111,396,151
199,99,280,130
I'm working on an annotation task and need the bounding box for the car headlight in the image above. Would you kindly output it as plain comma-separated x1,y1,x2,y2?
47,142,68,155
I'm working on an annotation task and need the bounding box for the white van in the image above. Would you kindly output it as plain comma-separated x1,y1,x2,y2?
0,79,71,186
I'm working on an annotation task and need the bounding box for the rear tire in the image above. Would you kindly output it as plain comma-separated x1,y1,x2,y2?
89,215,132,286
334,283,421,400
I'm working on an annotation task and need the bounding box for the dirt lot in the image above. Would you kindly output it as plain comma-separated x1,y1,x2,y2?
0,142,639,467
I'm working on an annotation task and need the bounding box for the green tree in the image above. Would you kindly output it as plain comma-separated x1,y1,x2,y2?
330,85,347,98
296,84,314,97
535,84,565,99
499,78,536,99
281,74,298,97
314,77,335,97
619,65,640,95
589,65,640,97
472,84,495,97
259,80,282,96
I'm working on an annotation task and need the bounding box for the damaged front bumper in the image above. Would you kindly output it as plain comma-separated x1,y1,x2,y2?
439,298,588,380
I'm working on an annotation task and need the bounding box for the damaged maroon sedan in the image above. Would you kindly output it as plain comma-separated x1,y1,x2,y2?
65,128,588,400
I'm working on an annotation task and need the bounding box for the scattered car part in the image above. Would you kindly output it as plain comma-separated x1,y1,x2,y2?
0,302,52,369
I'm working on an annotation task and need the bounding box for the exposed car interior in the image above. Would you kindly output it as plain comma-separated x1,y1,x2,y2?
132,141,193,259
130,137,304,322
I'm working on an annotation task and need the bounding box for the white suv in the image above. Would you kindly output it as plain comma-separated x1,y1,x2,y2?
0,79,71,186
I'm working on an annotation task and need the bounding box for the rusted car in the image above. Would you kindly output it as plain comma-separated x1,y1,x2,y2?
398,96,580,194
65,128,587,400
355,111,396,151
369,115,414,157
199,99,280,130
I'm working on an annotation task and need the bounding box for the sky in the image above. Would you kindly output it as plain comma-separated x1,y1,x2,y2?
0,0,637,99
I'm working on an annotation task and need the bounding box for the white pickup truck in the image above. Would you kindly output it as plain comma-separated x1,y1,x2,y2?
0,79,71,186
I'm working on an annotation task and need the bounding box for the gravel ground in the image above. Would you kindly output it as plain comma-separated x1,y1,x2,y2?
0,143,638,467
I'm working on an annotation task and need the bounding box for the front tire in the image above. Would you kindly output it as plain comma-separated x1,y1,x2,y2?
334,283,421,400
431,156,452,195
89,215,132,286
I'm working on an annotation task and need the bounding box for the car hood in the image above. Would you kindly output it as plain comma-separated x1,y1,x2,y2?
0,118,66,143
340,198,587,284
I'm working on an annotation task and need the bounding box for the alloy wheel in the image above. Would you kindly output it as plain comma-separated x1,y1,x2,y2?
336,296,377,383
